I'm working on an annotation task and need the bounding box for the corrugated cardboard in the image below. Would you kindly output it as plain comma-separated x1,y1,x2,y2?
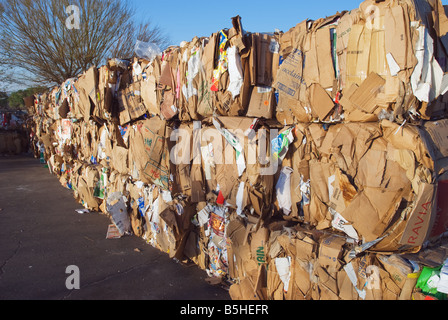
250,33,278,87
75,66,99,122
399,182,436,246
130,118,170,189
308,25,336,89
246,86,275,119
336,9,360,89
141,62,160,115
274,31,307,103
378,254,413,289
348,72,386,114
318,234,346,269
342,187,405,242
250,226,269,266
122,82,147,122
309,83,335,120
384,4,416,78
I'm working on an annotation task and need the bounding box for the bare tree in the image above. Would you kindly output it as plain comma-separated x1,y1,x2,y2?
0,0,170,87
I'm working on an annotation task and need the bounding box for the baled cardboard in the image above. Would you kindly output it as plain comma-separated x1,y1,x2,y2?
119,82,147,121
342,187,405,243
316,266,339,300
246,86,275,119
399,182,436,247
75,66,99,122
226,218,251,279
97,65,113,119
274,30,307,103
421,119,448,165
196,35,216,118
378,254,413,289
309,83,335,121
26,0,448,302
111,145,128,175
348,72,386,114
250,33,278,87
432,0,448,37
384,3,416,79
141,61,160,116
336,9,361,89
305,25,336,90
318,234,346,269
249,226,269,266
130,118,170,190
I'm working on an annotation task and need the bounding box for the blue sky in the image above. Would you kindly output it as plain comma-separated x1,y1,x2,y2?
132,0,367,47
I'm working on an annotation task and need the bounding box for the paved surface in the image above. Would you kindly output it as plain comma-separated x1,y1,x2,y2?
0,154,230,300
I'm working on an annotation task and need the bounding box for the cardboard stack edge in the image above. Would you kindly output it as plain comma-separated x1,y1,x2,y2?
26,0,448,300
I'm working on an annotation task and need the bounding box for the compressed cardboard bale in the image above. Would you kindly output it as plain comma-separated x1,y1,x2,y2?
118,81,147,125
76,174,101,211
274,233,315,299
96,65,114,120
274,31,308,108
128,117,170,190
75,66,99,122
336,9,362,89
169,122,193,197
377,254,414,290
318,234,346,270
227,217,262,281
246,86,276,119
141,58,161,116
249,32,279,87
315,265,339,300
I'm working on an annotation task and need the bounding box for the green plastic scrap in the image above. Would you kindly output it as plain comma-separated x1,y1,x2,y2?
416,265,447,300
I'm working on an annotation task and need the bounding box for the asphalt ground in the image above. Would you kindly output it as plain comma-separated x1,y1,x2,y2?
0,154,231,301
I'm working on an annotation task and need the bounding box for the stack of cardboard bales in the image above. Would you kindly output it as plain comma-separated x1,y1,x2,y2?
29,0,448,300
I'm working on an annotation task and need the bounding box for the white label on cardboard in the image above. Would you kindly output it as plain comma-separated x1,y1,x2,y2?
133,61,142,76
386,53,401,76
276,166,294,215
197,204,213,226
344,262,366,300
236,181,245,217
275,257,291,292
331,210,359,240
328,175,359,240
161,190,173,203
236,151,246,177
257,86,272,94
201,145,214,180
106,192,131,235
269,39,279,54
212,118,243,153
